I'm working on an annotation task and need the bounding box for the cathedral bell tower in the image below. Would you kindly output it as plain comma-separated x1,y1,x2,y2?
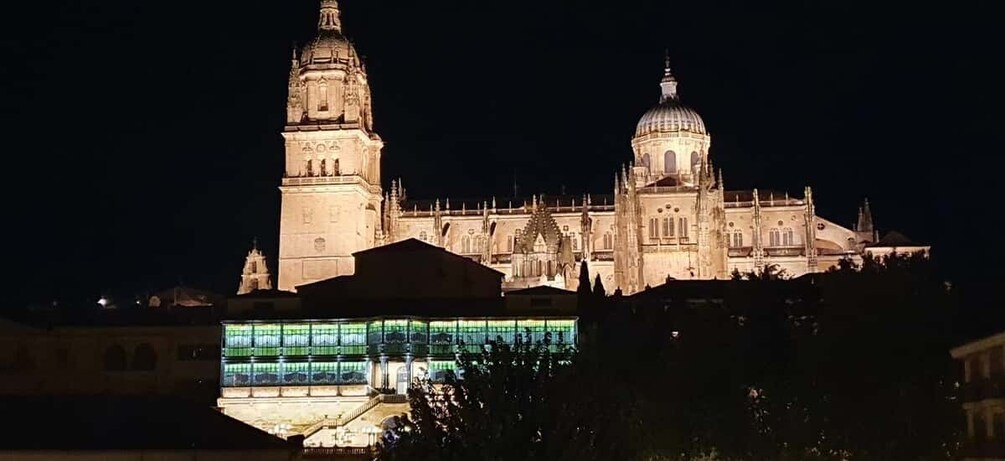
278,0,384,291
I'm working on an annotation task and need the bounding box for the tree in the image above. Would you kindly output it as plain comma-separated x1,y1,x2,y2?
378,339,637,461
577,261,592,297
592,274,605,298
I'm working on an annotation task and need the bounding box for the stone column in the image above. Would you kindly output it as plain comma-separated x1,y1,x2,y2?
379,355,389,390
404,354,414,392
365,358,373,388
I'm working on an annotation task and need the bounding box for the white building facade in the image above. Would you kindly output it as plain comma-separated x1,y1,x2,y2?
278,0,913,294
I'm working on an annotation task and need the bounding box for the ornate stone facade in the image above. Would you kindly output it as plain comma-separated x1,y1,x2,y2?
277,1,923,294
278,0,383,291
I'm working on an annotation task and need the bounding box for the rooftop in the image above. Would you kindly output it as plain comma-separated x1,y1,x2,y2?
0,396,290,450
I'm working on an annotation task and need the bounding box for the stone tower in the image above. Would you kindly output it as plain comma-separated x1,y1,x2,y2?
238,241,273,295
278,0,384,291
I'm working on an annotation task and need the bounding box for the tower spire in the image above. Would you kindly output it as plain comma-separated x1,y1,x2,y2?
319,0,342,32
660,50,679,102
857,198,875,235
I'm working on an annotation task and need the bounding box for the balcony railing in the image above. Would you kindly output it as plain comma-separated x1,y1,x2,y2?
728,247,753,258
959,440,1005,459
282,176,365,187
300,446,376,459
764,246,805,257
962,377,1005,402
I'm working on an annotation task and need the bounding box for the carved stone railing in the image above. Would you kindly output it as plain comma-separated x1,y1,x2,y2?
764,246,805,257
299,446,376,459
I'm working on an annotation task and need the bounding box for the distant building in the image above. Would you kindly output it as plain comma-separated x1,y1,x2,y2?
0,396,295,460
149,286,225,308
951,332,1005,461
0,309,221,404
274,0,928,294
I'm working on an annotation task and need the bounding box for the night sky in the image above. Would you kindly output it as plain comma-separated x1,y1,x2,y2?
2,1,999,312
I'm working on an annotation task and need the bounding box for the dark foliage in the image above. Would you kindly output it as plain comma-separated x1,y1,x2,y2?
381,253,961,460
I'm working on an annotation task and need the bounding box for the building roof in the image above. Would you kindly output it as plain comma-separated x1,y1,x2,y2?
351,238,503,278
506,286,577,296
866,230,923,248
352,237,438,256
951,331,1005,358
724,190,803,206
0,396,291,450
232,289,300,299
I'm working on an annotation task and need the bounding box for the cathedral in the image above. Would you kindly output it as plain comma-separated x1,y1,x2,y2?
270,0,922,295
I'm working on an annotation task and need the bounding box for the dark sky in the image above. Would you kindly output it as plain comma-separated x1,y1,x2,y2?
1,0,999,308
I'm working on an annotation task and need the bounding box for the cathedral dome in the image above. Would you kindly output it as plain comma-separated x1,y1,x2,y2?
634,59,707,137
301,30,354,65
635,101,707,137
300,0,357,66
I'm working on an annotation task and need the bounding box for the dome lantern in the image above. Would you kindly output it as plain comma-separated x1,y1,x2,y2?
660,52,679,102
319,0,342,32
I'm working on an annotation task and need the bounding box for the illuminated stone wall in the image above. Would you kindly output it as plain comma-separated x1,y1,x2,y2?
272,2,925,294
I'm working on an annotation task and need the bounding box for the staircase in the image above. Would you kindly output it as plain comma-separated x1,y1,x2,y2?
301,394,409,439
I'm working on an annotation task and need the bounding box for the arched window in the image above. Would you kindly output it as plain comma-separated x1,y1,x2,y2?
306,159,313,176
333,158,340,175
603,232,613,250
641,153,651,173
132,343,157,371
14,346,34,371
782,228,795,246
648,218,658,240
769,229,781,247
462,235,471,254
691,151,701,176
419,231,428,242
320,158,327,176
664,151,677,174
731,231,744,248
104,344,127,371
662,218,671,238
318,83,329,112
678,217,689,239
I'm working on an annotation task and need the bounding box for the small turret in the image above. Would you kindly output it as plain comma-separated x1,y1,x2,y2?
237,240,273,295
